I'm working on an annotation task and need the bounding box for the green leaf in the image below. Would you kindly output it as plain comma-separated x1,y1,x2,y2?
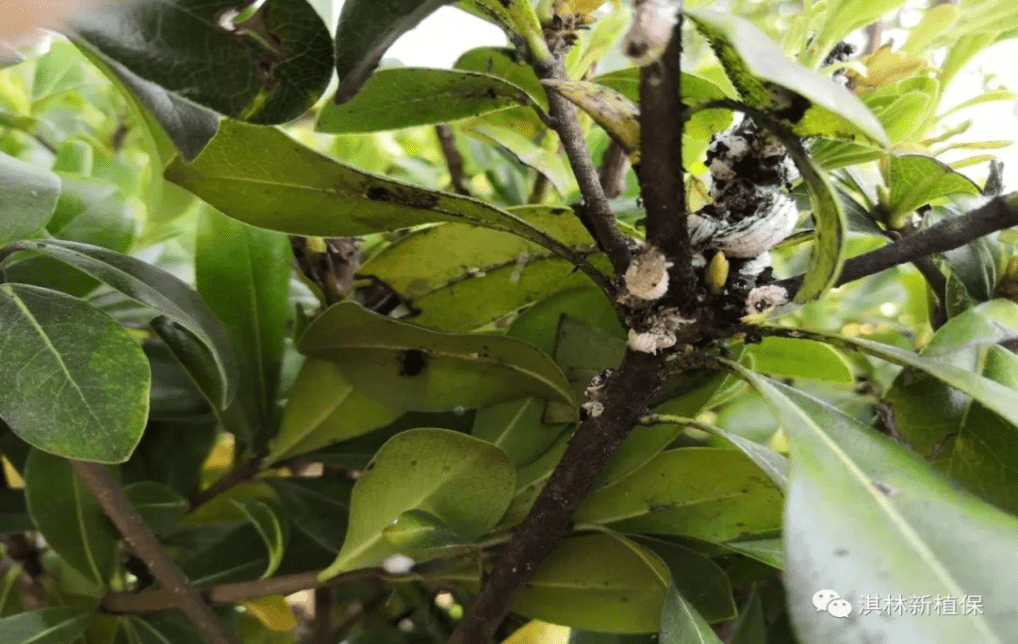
659,581,723,644
321,428,515,576
5,174,136,298
884,300,1018,513
0,489,31,535
454,47,548,110
165,119,576,255
885,155,982,224
178,523,270,586
72,0,334,124
734,369,1018,642
472,398,567,469
266,476,353,552
455,0,552,65
0,152,60,246
0,607,91,644
635,537,738,623
129,613,208,644
575,448,784,543
74,40,219,163
196,209,290,439
903,4,960,54
383,508,470,551
468,124,575,196
359,206,598,331
685,9,887,146
319,68,545,133
512,533,669,633
542,79,641,158
124,481,188,535
333,0,454,103
299,302,575,412
4,240,238,411
745,336,854,382
24,450,119,586
0,284,149,462
785,137,847,302
268,358,401,461
808,0,908,68
232,498,288,578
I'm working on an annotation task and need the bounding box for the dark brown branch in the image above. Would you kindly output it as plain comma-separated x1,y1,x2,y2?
102,568,390,613
435,124,471,196
71,460,238,644
637,16,694,297
448,350,668,643
773,195,1018,294
537,55,631,276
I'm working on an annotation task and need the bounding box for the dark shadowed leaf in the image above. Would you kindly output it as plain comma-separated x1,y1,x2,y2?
635,537,738,623
0,607,91,644
24,450,119,587
0,152,60,246
319,68,544,133
0,284,149,462
333,0,456,103
72,0,334,124
659,581,723,644
124,481,188,535
232,498,288,578
321,428,514,577
266,476,353,552
299,302,575,412
5,240,238,411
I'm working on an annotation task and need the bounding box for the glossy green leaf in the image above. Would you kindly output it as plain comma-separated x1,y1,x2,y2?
333,0,455,102
724,538,784,569
268,359,401,461
0,284,149,462
512,533,669,633
542,79,640,157
808,0,908,68
150,317,236,424
166,119,575,255
266,476,352,552
196,209,290,439
659,581,723,644
472,398,567,469
4,239,238,411
636,537,737,623
72,0,334,124
124,481,188,535
24,450,119,586
0,607,91,644
299,302,575,412
885,155,982,223
786,139,847,302
178,523,270,586
0,152,60,246
321,428,514,577
469,124,574,196
885,300,1018,513
575,448,784,543
746,336,854,382
319,68,544,133
383,508,470,551
232,498,287,578
734,368,1018,643
685,9,887,146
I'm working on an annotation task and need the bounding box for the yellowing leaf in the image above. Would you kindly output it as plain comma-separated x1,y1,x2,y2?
240,595,297,632
851,45,930,94
501,620,570,644
542,79,640,160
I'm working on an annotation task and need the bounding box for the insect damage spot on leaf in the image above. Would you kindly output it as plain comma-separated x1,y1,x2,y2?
399,349,428,377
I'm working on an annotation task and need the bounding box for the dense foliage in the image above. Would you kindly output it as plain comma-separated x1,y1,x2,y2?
2,0,1018,642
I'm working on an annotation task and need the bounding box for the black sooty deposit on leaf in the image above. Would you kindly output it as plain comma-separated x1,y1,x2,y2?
399,349,428,377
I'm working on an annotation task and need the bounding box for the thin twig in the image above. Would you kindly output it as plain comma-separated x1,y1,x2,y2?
435,124,471,196
638,15,693,297
188,453,264,510
447,350,668,643
536,55,631,275
102,568,392,613
773,195,1018,294
71,460,238,644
